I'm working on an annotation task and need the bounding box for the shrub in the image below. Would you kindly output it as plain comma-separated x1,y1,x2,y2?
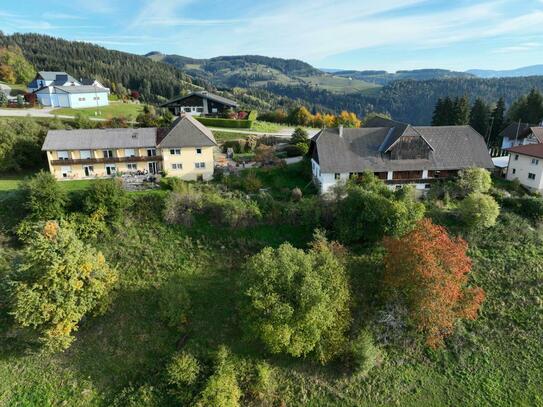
159,275,191,328
383,219,485,348
163,190,203,227
20,170,67,221
500,196,543,222
205,193,262,228
83,178,129,223
458,192,500,229
197,346,241,407
0,91,7,107
456,168,492,197
282,144,304,157
243,231,351,363
350,330,381,375
222,140,243,154
249,361,276,403
167,351,201,387
291,187,302,202
335,185,425,243
10,221,117,352
248,110,258,121
112,384,160,407
290,127,309,146
242,171,262,193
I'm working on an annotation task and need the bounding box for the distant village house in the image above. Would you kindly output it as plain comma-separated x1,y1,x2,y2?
500,122,543,149
28,71,109,109
161,90,238,116
505,143,543,193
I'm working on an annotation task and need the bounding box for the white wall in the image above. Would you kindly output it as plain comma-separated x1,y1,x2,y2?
506,153,543,192
36,90,109,108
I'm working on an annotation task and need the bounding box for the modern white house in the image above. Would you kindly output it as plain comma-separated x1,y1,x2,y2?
310,118,494,194
28,71,110,108
34,85,109,108
506,143,543,193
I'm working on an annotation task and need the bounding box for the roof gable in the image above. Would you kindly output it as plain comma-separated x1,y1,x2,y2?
157,115,217,148
160,91,238,108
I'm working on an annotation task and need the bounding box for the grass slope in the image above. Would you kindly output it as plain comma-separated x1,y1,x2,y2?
51,102,143,120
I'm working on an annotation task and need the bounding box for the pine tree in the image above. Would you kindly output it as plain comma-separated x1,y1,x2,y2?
442,97,454,125
525,88,543,124
453,96,470,125
489,97,505,147
469,98,491,139
431,98,444,126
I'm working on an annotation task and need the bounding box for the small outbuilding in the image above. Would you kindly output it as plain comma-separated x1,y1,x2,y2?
160,91,238,116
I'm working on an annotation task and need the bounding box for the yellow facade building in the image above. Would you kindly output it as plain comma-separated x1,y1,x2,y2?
42,115,217,181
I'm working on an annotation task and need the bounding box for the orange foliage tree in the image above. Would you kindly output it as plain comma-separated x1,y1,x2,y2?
383,219,485,348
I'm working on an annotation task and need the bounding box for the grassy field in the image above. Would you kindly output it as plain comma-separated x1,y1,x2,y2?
1,171,542,405
212,130,256,141
300,75,381,94
0,81,27,96
51,102,143,120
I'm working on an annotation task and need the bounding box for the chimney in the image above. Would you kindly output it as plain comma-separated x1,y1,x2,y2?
338,124,344,137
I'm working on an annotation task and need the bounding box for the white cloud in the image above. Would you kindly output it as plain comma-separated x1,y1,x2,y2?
42,12,85,20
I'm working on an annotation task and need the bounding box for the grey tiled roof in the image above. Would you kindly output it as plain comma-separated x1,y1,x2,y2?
161,91,238,107
500,122,532,140
42,128,157,151
158,115,217,148
37,71,78,83
313,125,494,173
36,85,109,94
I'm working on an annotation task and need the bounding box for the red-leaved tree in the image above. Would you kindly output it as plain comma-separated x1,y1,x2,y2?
383,218,485,348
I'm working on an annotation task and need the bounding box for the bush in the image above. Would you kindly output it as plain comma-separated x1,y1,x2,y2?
205,193,262,228
20,170,67,221
167,351,201,386
248,110,258,121
290,127,309,145
222,140,243,154
195,116,253,129
197,346,241,407
458,192,500,229
282,144,304,157
350,330,381,376
83,178,129,223
500,196,543,222
243,231,351,363
163,190,203,227
249,361,276,404
291,187,302,202
159,275,191,328
456,168,492,197
242,171,262,193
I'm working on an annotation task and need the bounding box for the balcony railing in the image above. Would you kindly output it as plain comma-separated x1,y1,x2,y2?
385,177,451,185
51,155,163,166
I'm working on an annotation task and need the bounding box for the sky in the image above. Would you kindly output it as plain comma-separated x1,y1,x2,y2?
1,0,543,72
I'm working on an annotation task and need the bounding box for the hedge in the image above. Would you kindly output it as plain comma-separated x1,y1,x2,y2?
195,116,253,129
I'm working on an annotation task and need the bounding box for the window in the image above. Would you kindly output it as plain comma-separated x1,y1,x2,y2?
170,149,181,155
197,174,204,181
184,107,192,112
196,107,204,112
512,168,516,174
127,163,137,170
61,166,71,178
532,158,539,165
93,96,100,100
147,148,157,157
125,148,136,157
334,173,340,180
78,97,86,101
515,154,519,161
103,149,114,158
105,165,116,175
425,184,431,189
79,150,91,159
196,148,202,154
528,173,536,180
171,163,183,170
195,162,206,169
57,151,70,160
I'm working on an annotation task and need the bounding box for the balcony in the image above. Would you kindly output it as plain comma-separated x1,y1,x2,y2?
51,155,163,166
384,177,452,185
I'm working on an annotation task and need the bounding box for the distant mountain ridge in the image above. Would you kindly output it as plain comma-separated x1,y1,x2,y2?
467,65,543,78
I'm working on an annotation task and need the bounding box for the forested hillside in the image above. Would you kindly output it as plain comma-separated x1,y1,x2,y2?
332,68,474,85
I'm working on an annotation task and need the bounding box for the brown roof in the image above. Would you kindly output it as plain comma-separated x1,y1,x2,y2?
507,143,543,159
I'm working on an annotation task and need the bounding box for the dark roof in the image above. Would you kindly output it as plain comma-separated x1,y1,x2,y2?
499,122,532,140
312,125,493,173
42,128,157,151
507,143,543,159
37,71,78,82
518,126,543,142
157,115,217,148
35,85,109,94
160,91,238,108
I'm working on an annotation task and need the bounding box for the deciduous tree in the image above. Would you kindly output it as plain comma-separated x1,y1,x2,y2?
383,219,485,348
11,221,117,352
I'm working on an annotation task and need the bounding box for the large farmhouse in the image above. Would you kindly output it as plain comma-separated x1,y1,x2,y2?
310,118,494,194
28,71,109,108
161,91,238,116
42,115,216,181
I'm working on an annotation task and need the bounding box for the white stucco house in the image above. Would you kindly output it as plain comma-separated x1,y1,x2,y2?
506,143,543,193
28,71,109,108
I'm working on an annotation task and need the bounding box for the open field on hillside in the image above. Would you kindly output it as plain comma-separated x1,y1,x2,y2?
51,102,143,120
300,75,381,93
